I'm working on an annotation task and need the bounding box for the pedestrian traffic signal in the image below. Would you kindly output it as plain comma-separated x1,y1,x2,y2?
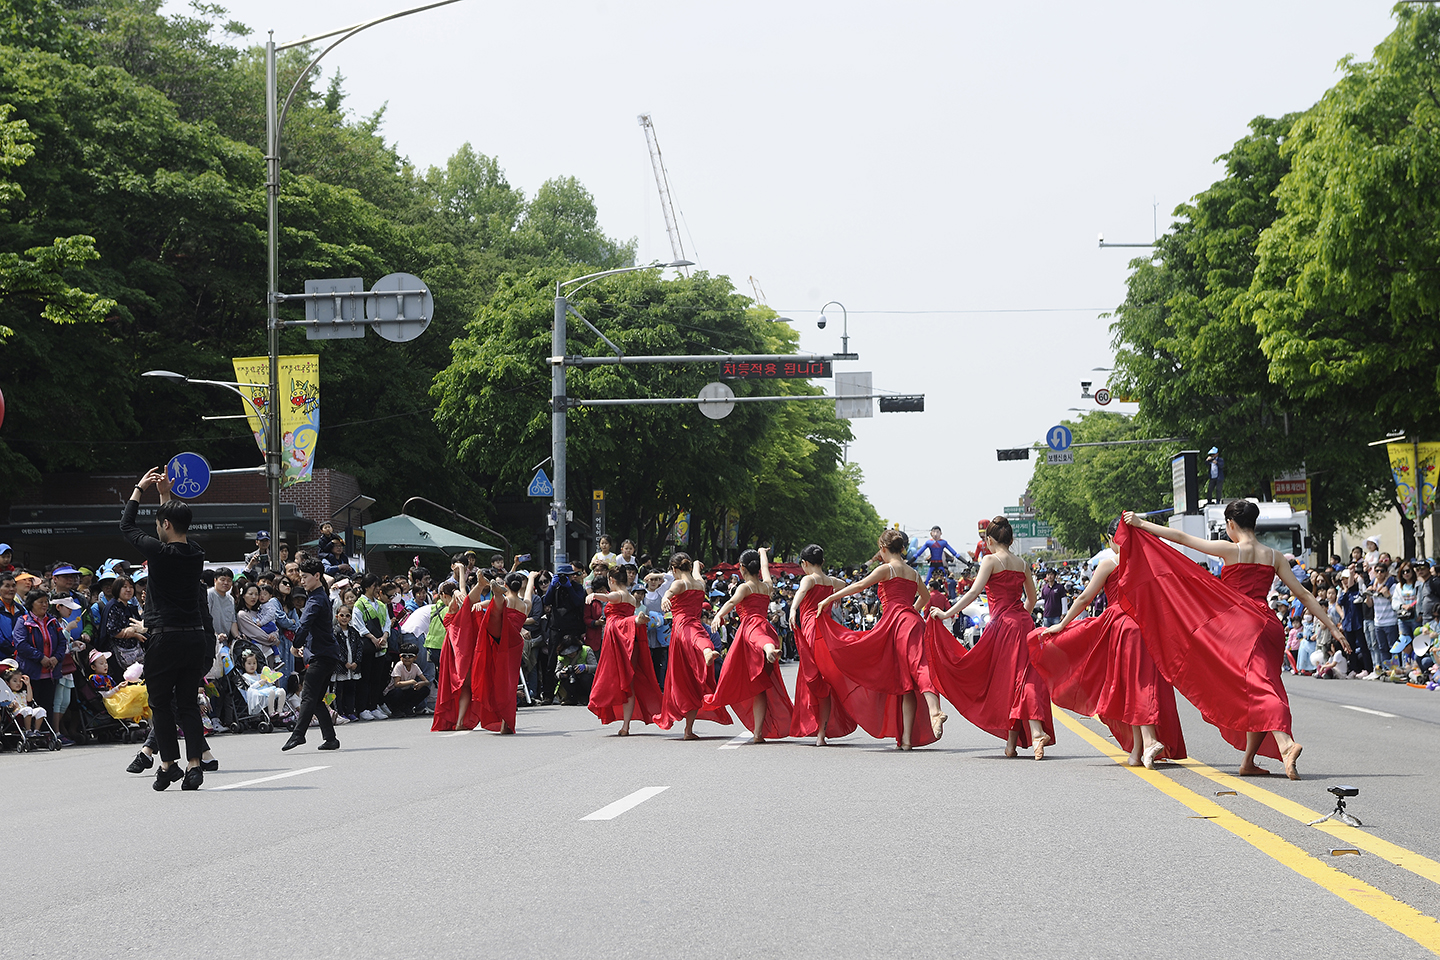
996,448,1030,461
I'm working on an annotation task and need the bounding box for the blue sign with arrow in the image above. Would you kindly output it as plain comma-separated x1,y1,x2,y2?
527,469,554,498
166,451,212,499
1046,425,1073,452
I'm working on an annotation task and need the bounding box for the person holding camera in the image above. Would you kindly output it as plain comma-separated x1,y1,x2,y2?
554,638,597,706
1204,447,1225,503
541,562,586,706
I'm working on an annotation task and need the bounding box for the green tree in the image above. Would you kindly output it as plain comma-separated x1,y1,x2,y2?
1245,5,1440,441
1109,115,1391,545
1026,413,1175,555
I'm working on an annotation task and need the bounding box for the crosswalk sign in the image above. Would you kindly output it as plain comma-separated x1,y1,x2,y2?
528,469,554,498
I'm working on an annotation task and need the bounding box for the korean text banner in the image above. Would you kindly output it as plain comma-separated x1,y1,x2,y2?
232,355,320,487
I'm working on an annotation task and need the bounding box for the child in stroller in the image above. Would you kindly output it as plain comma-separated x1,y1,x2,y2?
237,650,285,721
0,657,59,751
73,651,148,744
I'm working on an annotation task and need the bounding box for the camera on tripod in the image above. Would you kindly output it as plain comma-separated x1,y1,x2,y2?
1329,785,1359,799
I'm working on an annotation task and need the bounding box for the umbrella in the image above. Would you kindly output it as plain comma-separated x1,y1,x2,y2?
360,514,501,556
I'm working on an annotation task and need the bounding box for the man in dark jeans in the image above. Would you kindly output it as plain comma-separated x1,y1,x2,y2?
542,563,586,706
284,558,340,751
120,468,211,791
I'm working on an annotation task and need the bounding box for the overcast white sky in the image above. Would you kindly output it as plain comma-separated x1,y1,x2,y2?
180,0,1399,537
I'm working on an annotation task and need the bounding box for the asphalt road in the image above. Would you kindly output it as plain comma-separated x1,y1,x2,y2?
8,667,1440,960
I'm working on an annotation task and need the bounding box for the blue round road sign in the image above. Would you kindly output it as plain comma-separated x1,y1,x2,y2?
166,451,211,499
1046,425,1073,452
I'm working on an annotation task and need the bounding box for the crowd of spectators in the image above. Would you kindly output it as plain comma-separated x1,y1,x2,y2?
9,523,1431,753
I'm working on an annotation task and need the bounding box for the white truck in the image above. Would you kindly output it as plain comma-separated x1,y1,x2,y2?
1166,499,1311,568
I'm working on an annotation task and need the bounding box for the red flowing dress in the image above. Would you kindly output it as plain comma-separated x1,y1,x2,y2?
1109,522,1290,760
657,590,732,729
588,600,664,727
702,593,794,739
813,576,939,748
1027,595,1187,759
789,584,859,739
926,569,1055,748
431,600,477,731
473,598,527,733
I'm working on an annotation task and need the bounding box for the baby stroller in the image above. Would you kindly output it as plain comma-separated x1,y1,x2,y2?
73,659,148,745
1,702,62,752
220,638,280,734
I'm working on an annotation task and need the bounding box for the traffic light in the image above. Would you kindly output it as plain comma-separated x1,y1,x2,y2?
996,448,1030,461
879,395,924,413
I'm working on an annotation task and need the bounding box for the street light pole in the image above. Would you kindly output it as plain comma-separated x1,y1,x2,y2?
550,260,692,568
262,0,465,567
264,36,282,568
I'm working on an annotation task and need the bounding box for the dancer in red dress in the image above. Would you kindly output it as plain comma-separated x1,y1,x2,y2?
788,544,858,745
1029,520,1186,768
814,529,945,750
928,517,1055,759
657,554,731,739
472,570,539,735
704,548,794,743
586,566,662,735
1115,503,1346,779
431,561,488,732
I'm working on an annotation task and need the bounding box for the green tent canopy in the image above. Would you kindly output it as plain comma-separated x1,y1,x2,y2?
359,514,501,556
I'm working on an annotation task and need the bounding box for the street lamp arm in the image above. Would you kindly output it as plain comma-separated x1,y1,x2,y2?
275,0,467,142
558,259,693,298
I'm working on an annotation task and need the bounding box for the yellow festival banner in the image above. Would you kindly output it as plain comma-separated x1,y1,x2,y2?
232,355,320,487
1387,442,1440,521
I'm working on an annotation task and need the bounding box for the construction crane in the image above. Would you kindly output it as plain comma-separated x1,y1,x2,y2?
637,113,688,273
748,276,768,306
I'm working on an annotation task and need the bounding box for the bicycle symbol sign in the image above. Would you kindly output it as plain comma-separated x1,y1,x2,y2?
166,452,212,500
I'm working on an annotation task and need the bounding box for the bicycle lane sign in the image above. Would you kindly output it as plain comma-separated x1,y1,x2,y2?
166,451,212,499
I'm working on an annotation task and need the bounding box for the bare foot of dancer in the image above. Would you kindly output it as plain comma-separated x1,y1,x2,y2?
1127,752,1144,767
1281,742,1302,780
500,725,514,735
751,733,766,744
683,731,700,741
1142,741,1166,770
618,725,630,737
1033,733,1051,760
1237,761,1271,776
898,739,913,751
1005,731,1018,758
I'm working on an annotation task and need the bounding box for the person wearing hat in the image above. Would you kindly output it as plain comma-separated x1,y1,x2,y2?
541,562,587,707
553,635,596,706
0,543,14,575
246,530,272,578
12,588,65,726
1205,447,1225,504
0,572,20,661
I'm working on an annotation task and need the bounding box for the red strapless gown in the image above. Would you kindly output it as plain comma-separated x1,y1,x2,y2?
432,601,477,731
1109,522,1290,760
1027,597,1187,759
813,576,939,748
657,590,732,729
588,601,664,726
926,569,1055,748
473,599,527,733
703,593,794,739
789,585,859,739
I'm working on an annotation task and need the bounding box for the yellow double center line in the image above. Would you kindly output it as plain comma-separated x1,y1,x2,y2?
1053,711,1440,954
